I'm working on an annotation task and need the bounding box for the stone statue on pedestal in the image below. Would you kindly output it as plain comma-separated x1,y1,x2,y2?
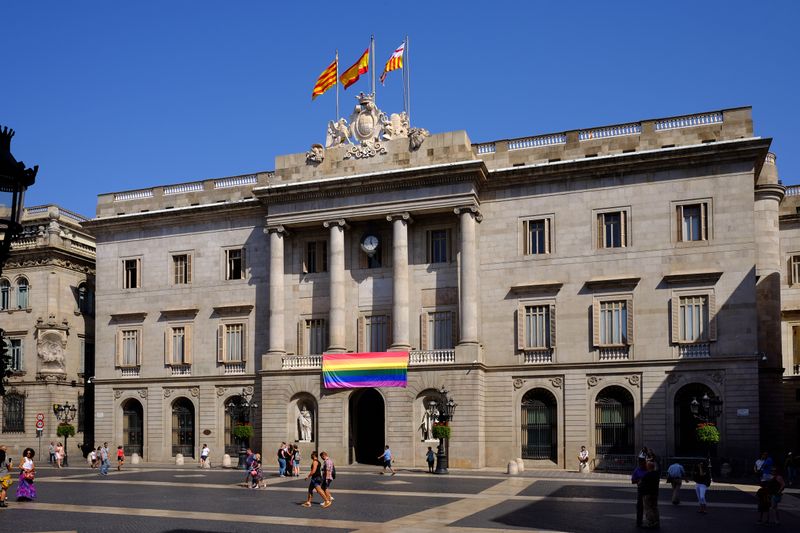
298,407,313,442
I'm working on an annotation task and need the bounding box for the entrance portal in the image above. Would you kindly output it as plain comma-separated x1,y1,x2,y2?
349,388,385,464
172,397,195,458
122,398,144,457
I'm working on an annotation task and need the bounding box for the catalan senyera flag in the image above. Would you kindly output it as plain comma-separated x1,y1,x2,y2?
322,352,409,389
340,47,369,90
380,41,405,84
311,58,338,101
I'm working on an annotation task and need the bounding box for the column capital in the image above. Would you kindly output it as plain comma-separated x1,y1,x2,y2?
323,219,349,229
454,205,483,222
265,224,290,235
386,212,413,224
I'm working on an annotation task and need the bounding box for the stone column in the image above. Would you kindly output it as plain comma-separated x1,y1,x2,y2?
324,219,347,352
388,213,412,351
455,206,482,346
266,226,287,356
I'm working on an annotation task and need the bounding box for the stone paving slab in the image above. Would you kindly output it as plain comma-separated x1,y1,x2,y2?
518,480,759,504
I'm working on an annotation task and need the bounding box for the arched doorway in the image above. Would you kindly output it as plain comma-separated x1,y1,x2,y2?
121,399,144,457
521,388,557,462
349,388,384,464
224,395,250,456
595,386,635,456
674,383,716,456
172,397,195,458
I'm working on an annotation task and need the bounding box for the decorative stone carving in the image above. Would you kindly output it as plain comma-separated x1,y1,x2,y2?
243,385,254,396
408,127,430,150
306,143,325,164
163,388,173,398
628,375,641,387
667,373,680,385
513,378,525,390
587,376,600,388
345,141,387,160
326,118,351,147
549,377,563,388
114,390,123,399
216,387,227,397
138,389,148,399
298,407,313,442
34,317,69,379
710,371,724,384
190,387,200,397
381,112,410,140
419,397,440,441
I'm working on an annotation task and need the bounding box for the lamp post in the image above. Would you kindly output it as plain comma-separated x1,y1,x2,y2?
432,386,457,475
0,126,37,397
53,402,78,466
225,388,258,469
689,392,723,470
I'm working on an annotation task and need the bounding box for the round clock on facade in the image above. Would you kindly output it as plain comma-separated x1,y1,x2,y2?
360,234,380,255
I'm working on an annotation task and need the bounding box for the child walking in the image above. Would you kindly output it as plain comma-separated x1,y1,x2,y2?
116,446,125,471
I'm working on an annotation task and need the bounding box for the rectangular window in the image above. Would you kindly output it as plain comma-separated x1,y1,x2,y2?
121,330,139,366
524,305,551,349
597,211,626,248
679,295,709,342
9,339,22,371
172,327,186,364
365,315,389,352
225,324,243,361
173,254,192,285
792,326,800,366
305,319,328,355
599,301,628,345
677,203,708,242
305,241,328,274
123,259,140,289
225,248,246,280
427,229,449,263
0,281,9,310
427,312,454,350
524,218,551,255
791,255,800,285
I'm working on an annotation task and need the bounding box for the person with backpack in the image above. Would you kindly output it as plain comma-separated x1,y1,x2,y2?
320,451,335,508
426,446,435,473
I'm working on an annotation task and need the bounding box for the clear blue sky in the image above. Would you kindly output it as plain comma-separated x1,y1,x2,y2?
2,1,798,218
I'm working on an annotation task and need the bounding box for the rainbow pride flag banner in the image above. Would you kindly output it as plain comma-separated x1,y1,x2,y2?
322,352,409,389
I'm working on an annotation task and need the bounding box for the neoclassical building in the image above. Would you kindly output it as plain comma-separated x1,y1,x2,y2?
87,103,788,468
0,205,96,455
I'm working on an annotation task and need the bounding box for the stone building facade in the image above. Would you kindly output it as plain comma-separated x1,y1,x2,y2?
88,104,783,468
0,205,96,456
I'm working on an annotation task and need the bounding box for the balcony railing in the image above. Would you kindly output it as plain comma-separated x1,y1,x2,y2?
597,346,630,361
655,112,722,131
678,343,711,359
282,355,322,370
579,123,641,140
522,349,553,364
224,362,246,375
120,367,140,377
409,349,455,365
170,365,192,376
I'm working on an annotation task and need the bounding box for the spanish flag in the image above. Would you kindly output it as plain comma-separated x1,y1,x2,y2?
380,41,405,84
340,48,369,90
311,58,338,101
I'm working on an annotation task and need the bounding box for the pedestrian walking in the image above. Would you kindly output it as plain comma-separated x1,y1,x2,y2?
378,445,396,475
641,460,661,529
766,467,785,525
48,442,55,465
99,443,110,475
692,460,711,514
426,446,435,473
302,451,327,507
755,451,773,485
54,442,64,468
243,448,255,486
783,451,796,487
631,455,647,527
249,453,263,489
320,451,335,507
292,445,301,477
117,446,125,471
15,448,36,501
199,444,210,468
756,485,771,524
0,445,13,507
277,442,287,476
666,461,686,505
578,446,590,473
89,448,98,468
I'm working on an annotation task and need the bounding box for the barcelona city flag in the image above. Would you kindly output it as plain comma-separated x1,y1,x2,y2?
322,352,409,389
311,58,337,101
340,48,369,90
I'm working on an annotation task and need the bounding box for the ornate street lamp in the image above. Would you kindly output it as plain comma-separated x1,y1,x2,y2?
53,402,78,466
432,386,457,475
690,393,723,423
225,387,258,469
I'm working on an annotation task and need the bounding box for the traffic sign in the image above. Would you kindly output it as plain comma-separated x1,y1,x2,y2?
36,413,44,421
35,420,44,429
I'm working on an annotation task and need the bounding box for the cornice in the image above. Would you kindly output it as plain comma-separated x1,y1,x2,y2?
3,249,96,274
662,270,723,285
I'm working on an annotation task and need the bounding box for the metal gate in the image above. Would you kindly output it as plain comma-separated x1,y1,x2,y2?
521,392,557,461
595,389,634,455
122,401,144,456
172,400,195,458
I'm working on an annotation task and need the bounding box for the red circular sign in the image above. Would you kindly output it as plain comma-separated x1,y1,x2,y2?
35,420,44,429
36,413,45,421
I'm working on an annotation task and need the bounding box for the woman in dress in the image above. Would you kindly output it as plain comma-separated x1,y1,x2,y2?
55,442,64,468
15,448,36,501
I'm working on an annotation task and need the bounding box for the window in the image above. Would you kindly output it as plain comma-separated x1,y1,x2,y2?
78,283,94,315
9,339,22,371
426,311,455,350
116,329,141,367
523,218,551,255
123,259,141,289
791,255,800,285
593,299,632,346
523,305,553,349
165,325,192,365
793,326,800,367
304,241,328,274
16,278,29,308
217,323,246,362
172,254,192,285
426,229,450,264
677,203,708,242
362,315,389,352
671,292,716,344
226,248,246,280
2,393,24,433
302,319,328,355
594,386,635,455
0,279,9,310
597,211,627,249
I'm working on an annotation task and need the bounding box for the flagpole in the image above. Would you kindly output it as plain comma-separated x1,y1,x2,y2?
335,50,339,120
406,36,411,125
401,37,407,117
371,34,376,101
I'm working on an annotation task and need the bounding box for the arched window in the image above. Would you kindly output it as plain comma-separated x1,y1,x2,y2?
122,398,144,457
171,398,195,458
78,283,94,315
16,278,29,309
2,393,25,433
595,386,635,456
0,279,9,310
521,388,557,461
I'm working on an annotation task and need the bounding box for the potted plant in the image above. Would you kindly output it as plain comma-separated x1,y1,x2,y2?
431,424,451,441
696,422,720,444
232,423,254,442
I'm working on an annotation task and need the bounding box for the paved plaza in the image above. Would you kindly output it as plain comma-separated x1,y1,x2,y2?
1,464,799,532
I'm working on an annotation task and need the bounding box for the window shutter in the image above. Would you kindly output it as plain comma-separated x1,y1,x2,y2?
544,218,551,254
136,330,142,365
187,254,192,284
164,329,171,365
241,323,247,362
700,203,708,241
136,259,142,288
302,243,310,274
184,325,193,364
517,303,525,351
217,324,225,363
420,312,428,351
357,316,364,352
447,228,453,264
173,258,179,285
425,230,431,263
790,256,795,286
240,248,247,278
671,295,680,344
621,211,627,247
708,292,717,341
18,340,24,371
522,220,528,255
597,214,603,249
116,330,123,367
386,317,392,352
297,320,304,355
676,205,683,242
592,301,600,347
549,305,557,348
451,311,459,348
626,298,634,345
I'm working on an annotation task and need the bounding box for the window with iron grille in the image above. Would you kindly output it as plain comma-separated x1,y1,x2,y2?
2,393,25,433
520,389,557,461
599,301,627,345
597,211,627,248
524,218,551,255
594,386,635,455
365,315,389,352
173,254,192,284
679,295,708,342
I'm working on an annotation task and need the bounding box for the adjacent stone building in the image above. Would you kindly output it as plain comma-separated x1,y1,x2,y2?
87,103,787,469
0,205,96,456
